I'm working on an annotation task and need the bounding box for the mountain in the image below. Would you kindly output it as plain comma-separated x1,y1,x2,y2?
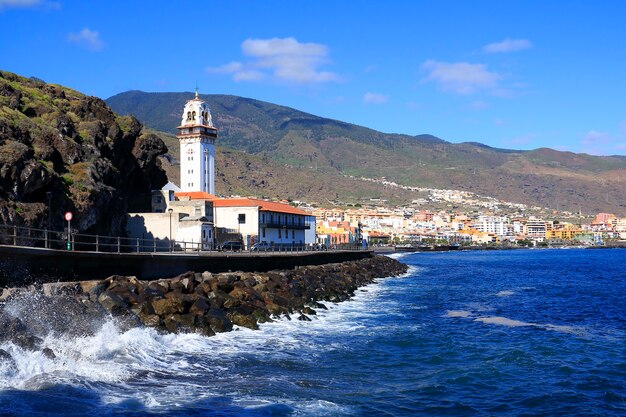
107,91,626,215
0,72,168,235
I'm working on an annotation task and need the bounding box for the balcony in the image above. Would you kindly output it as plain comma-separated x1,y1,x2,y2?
259,222,311,230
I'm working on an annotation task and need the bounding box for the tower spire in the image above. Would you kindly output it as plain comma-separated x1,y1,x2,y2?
177,90,217,194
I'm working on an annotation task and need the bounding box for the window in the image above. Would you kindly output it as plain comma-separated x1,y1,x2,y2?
262,228,266,238
278,229,282,238
292,230,295,239
238,213,246,224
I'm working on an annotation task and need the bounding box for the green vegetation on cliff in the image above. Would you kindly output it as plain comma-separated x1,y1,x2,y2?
0,72,168,234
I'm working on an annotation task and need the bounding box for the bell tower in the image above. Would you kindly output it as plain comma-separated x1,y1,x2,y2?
176,91,218,194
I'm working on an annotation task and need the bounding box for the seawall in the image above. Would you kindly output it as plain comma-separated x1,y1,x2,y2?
0,244,372,286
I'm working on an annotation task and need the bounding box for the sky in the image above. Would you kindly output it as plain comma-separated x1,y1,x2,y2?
1,0,626,155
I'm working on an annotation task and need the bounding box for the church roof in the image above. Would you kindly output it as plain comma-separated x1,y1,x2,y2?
162,182,182,191
175,191,217,200
214,198,310,216
174,192,310,216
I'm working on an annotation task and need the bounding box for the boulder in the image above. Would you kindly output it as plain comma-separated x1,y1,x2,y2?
301,307,317,316
298,314,312,322
189,297,210,315
42,347,56,359
205,309,233,333
0,349,16,370
229,313,258,330
151,296,185,316
97,291,129,315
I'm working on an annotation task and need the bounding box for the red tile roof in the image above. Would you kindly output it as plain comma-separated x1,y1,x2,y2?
174,193,310,216
175,191,218,200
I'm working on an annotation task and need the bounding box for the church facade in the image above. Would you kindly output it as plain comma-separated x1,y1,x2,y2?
177,92,217,195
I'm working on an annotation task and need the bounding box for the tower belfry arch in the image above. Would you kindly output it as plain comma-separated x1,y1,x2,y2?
176,91,217,195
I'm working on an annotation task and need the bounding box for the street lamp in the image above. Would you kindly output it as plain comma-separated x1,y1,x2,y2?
168,208,173,252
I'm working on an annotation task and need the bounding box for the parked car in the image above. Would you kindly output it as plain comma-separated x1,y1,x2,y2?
218,241,243,251
251,241,272,251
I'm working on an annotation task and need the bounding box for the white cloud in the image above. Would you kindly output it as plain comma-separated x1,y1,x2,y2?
207,37,340,84
406,101,422,110
580,130,625,155
0,0,40,8
468,100,488,110
0,0,59,11
363,65,377,73
505,134,536,147
421,60,501,95
582,130,611,145
483,38,533,54
67,27,105,51
363,92,388,104
206,62,264,81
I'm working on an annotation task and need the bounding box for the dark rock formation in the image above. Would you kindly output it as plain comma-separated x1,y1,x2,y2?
0,256,408,356
0,71,168,235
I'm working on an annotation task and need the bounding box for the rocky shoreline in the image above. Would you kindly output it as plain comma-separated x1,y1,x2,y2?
0,256,407,363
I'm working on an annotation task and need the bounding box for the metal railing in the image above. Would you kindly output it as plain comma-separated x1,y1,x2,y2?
0,224,205,254
0,224,367,255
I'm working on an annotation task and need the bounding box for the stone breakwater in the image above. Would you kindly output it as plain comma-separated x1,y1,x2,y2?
0,256,407,362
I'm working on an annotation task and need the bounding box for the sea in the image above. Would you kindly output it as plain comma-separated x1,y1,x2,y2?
0,248,625,416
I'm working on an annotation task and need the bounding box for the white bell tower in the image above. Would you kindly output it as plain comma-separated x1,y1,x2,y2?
176,91,217,194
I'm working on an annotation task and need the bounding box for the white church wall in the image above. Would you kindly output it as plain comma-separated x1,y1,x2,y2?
214,206,259,248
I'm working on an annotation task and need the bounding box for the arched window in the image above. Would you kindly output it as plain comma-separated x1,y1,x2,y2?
187,111,192,120
192,111,196,120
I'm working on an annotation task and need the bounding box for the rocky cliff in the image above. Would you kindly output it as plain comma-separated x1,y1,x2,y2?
0,71,168,235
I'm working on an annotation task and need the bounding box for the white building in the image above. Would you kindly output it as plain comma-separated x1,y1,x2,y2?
175,192,315,249
127,197,215,250
473,216,510,237
177,92,217,195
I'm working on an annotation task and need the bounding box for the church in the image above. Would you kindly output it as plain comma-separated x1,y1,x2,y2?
126,91,315,250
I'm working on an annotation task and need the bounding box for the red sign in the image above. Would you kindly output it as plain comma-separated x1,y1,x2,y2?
64,212,73,221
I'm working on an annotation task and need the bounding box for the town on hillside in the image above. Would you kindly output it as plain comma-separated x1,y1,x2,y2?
126,92,624,251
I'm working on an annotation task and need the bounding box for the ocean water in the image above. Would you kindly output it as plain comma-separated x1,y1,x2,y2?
0,248,625,416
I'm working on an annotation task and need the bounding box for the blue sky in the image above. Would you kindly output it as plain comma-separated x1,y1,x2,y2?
2,0,626,155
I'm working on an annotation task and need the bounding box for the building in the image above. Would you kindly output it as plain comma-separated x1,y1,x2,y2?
525,217,547,240
177,91,217,195
127,92,319,250
126,203,214,251
176,192,314,249
472,216,511,237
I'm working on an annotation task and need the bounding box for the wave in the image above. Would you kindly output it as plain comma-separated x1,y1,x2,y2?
495,290,515,297
443,313,586,336
475,316,585,335
0,276,401,415
444,310,473,318
385,252,411,260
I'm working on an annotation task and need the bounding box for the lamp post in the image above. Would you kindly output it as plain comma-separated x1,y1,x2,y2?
168,208,173,252
46,191,52,230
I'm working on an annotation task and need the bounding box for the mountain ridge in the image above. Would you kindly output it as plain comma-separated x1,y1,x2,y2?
106,90,626,216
